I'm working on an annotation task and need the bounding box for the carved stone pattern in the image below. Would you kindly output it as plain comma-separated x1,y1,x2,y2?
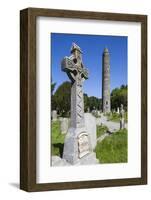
78,133,89,158
76,84,83,125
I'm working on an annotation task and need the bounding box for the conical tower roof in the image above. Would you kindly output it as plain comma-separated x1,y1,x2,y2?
104,47,109,53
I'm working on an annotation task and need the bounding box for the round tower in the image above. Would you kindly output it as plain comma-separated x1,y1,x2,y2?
102,48,111,113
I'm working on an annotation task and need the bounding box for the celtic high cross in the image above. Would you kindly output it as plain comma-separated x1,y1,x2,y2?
61,43,88,129
61,43,98,164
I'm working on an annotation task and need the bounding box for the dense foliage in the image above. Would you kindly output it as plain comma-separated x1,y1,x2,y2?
51,81,71,116
111,85,127,110
51,82,127,116
52,81,101,116
84,94,101,112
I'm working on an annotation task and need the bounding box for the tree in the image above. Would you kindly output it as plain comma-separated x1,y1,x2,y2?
51,82,56,94
52,81,71,117
52,81,102,116
51,81,56,111
88,96,101,111
111,85,128,110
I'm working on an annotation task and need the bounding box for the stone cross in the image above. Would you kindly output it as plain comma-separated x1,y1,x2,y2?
61,43,98,165
61,43,88,129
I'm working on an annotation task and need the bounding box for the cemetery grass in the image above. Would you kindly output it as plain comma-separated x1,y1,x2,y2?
51,120,65,157
97,125,108,138
107,112,128,123
95,129,127,163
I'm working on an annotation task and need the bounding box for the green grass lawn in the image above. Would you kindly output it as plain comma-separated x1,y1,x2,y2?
51,120,128,164
97,125,108,138
107,113,120,122
95,129,128,163
51,120,65,157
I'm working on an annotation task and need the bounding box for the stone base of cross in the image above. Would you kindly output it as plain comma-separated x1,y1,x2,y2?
63,126,98,165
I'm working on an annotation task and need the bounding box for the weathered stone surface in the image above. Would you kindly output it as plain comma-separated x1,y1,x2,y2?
97,110,101,117
120,118,125,129
102,48,111,113
63,127,89,164
84,113,97,150
96,117,102,126
51,156,70,166
52,153,99,166
91,109,97,116
60,118,69,134
87,107,90,113
78,132,90,158
120,104,125,129
52,110,57,121
61,43,98,165
75,152,99,165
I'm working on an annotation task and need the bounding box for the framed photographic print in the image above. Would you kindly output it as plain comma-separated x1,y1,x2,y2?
20,8,147,191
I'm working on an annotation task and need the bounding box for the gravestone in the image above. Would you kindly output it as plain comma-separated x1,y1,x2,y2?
97,110,101,117
87,107,90,113
91,109,97,116
117,107,120,114
84,113,97,150
60,118,69,134
96,117,101,126
120,104,125,129
61,43,98,165
52,110,57,121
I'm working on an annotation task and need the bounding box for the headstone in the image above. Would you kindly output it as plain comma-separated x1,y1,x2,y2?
61,43,98,165
91,109,97,116
52,110,57,121
60,118,69,134
97,110,101,117
96,117,101,126
84,113,97,150
120,104,125,129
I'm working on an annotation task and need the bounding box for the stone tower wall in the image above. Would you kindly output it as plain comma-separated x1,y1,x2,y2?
102,48,111,113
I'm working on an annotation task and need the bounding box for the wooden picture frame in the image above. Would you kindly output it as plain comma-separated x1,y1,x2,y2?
20,7,147,192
